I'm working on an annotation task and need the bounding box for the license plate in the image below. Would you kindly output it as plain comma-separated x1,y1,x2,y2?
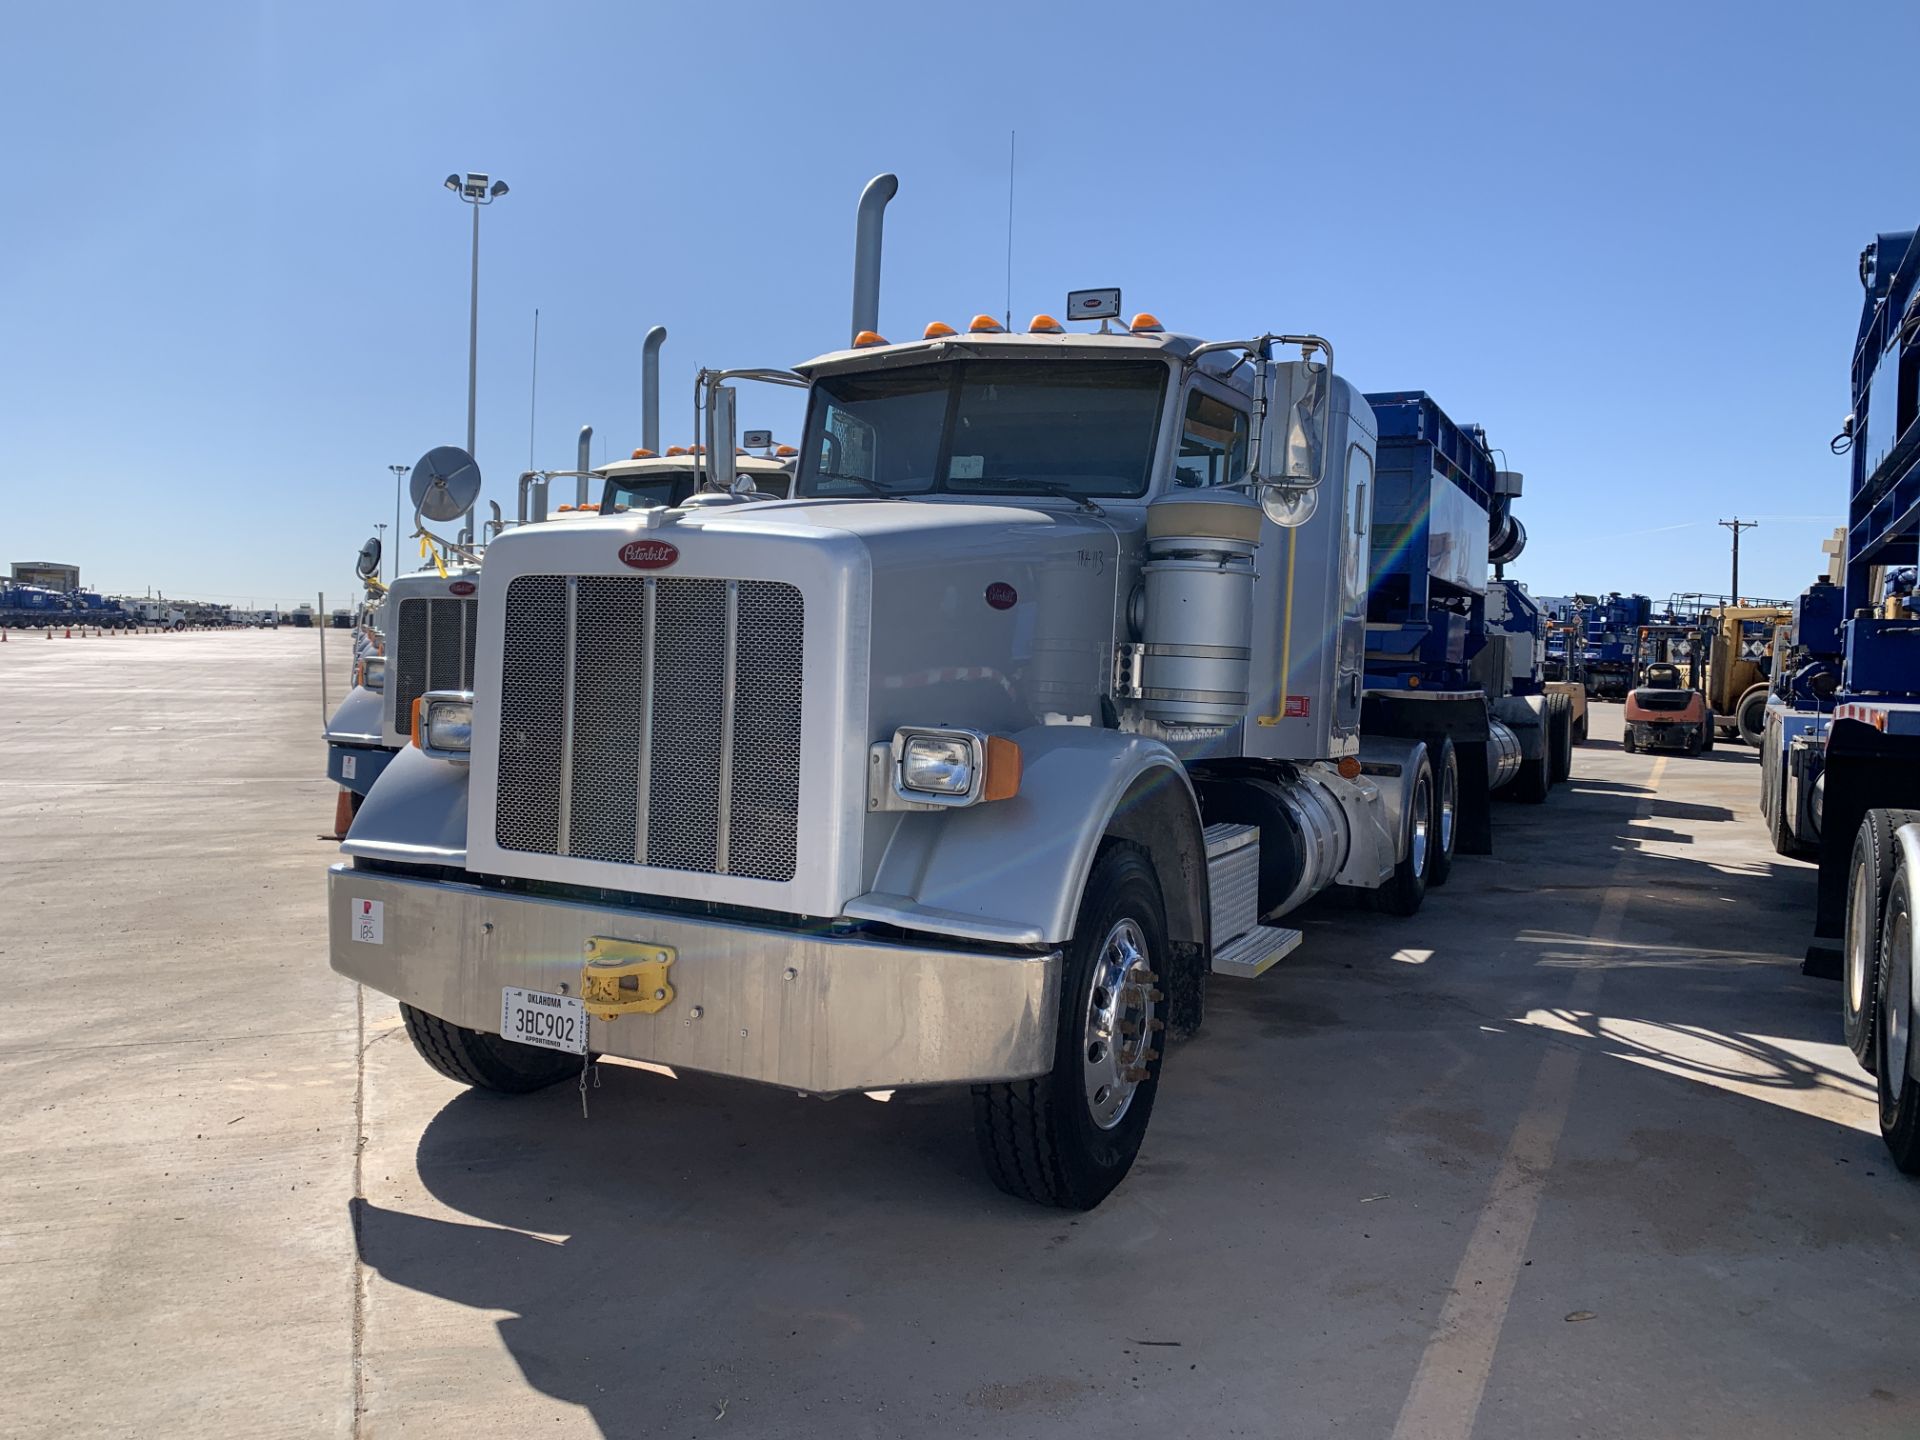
500,987,587,1054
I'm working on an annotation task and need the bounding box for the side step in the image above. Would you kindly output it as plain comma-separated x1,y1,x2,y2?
1212,924,1304,978
1204,820,1303,977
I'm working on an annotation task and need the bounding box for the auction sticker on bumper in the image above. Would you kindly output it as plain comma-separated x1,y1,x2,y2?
501,987,587,1055
351,898,383,944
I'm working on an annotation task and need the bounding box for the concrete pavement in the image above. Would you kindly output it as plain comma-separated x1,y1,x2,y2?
3,631,1915,1438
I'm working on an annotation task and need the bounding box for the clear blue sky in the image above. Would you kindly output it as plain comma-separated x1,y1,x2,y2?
3,1,1915,609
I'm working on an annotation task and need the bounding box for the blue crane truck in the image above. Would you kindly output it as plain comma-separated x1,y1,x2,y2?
1358,391,1576,873
1766,224,1920,1171
0,582,135,629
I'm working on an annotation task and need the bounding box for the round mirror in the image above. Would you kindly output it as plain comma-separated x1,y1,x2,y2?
1259,482,1319,528
410,446,483,522
354,536,382,579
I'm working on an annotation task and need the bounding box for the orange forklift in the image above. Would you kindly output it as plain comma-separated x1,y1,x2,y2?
1622,623,1717,755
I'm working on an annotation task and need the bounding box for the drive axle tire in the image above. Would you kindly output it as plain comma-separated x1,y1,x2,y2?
972,841,1168,1210
1875,866,1920,1172
1427,738,1459,889
1511,744,1552,803
400,1003,581,1093
1844,809,1920,1070
1371,745,1436,914
1547,694,1574,784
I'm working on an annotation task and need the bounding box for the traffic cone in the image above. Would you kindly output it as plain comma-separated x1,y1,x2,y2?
64,627,71,639
331,789,355,840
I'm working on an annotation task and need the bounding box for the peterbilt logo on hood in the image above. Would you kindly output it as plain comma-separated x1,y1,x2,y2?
618,540,679,570
448,580,477,596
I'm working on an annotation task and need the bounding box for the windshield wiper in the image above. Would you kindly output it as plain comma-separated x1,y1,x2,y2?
812,470,899,499
968,477,1106,517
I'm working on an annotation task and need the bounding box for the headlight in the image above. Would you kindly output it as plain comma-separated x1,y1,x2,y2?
413,690,474,761
901,734,977,796
358,656,386,692
886,727,1022,808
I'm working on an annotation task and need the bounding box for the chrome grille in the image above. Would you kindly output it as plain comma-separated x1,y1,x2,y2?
393,596,477,733
494,575,804,882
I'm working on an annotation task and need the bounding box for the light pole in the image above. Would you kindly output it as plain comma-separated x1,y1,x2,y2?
389,464,410,581
443,172,510,460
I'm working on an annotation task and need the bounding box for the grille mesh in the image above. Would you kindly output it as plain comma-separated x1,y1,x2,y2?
392,595,477,735
644,579,727,872
494,575,804,882
727,582,806,882
494,579,568,855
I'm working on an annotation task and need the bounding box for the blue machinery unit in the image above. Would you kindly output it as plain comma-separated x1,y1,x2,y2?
1361,391,1526,691
1357,390,1564,849
1764,226,1920,968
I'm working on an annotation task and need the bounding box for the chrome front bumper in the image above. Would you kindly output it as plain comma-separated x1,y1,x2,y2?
327,864,1060,1093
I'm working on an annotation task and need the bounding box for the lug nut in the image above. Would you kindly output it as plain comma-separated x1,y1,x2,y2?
1149,1018,1165,1033
1148,988,1165,1004
1123,1066,1150,1082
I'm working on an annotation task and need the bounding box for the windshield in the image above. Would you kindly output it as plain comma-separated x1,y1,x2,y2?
601,467,790,512
797,358,1169,499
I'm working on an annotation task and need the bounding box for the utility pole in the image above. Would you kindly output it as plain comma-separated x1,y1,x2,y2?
1719,516,1759,602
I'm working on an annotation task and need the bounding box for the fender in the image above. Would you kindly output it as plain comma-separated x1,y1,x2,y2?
850,725,1207,950
340,744,469,865
324,685,385,746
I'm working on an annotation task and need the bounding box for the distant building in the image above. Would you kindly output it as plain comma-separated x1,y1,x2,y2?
12,560,79,591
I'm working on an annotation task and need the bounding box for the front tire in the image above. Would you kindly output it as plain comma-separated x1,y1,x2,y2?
1735,685,1768,747
1875,866,1920,1171
972,842,1169,1209
400,1003,581,1093
1621,727,1638,755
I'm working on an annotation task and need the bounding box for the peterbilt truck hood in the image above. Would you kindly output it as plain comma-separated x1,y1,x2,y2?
458,496,1133,920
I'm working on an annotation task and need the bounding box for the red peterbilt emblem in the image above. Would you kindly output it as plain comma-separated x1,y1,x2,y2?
985,582,1018,611
618,539,679,570
448,580,477,596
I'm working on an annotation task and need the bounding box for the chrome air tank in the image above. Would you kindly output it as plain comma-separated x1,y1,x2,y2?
1140,490,1262,730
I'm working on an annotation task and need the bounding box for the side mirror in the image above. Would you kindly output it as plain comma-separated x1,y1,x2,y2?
355,536,382,579
411,446,483,522
1255,359,1330,528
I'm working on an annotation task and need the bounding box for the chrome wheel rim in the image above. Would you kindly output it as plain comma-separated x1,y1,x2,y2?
1410,769,1433,877
1884,912,1910,1091
1082,918,1155,1131
1440,757,1457,855
1848,862,1872,1017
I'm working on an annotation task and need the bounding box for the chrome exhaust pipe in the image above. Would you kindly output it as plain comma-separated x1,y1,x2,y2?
850,173,898,344
641,326,666,453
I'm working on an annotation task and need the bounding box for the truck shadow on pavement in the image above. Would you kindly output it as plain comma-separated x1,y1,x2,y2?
351,748,1911,1437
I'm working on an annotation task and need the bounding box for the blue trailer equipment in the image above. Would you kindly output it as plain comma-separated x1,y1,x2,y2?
1582,592,1653,698
1758,575,1846,857
1358,392,1572,867
1772,223,1920,1172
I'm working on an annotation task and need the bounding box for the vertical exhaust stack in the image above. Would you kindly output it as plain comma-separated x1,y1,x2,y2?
641,326,667,454
576,425,593,507
850,173,899,345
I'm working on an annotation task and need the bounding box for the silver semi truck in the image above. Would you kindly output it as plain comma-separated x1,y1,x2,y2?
330,299,1525,1208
